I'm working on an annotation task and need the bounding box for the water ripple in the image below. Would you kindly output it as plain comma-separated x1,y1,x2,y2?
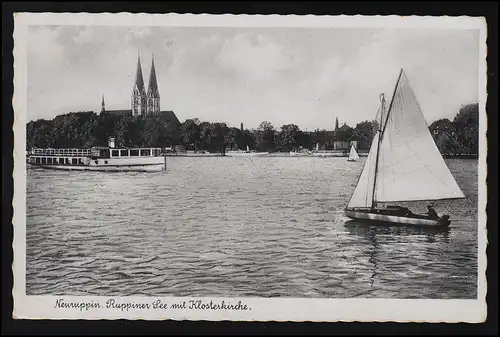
26,157,478,298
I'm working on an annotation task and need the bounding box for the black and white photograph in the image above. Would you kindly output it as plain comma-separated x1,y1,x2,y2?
12,13,487,322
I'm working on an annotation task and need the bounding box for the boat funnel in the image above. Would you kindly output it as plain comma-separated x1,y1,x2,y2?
108,137,115,148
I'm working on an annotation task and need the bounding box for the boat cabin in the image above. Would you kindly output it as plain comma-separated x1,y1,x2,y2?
28,146,163,167
28,148,92,166
90,147,163,159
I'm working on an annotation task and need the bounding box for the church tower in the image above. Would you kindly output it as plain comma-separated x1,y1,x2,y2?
101,94,105,113
131,54,147,116
146,55,160,115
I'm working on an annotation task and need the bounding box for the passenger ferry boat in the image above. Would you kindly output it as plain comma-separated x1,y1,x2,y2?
27,138,166,172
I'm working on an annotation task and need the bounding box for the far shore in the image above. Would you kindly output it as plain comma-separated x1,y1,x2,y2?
166,151,365,158
164,151,478,159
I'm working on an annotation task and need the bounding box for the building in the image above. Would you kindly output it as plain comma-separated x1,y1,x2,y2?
429,118,456,137
428,118,456,154
100,53,179,125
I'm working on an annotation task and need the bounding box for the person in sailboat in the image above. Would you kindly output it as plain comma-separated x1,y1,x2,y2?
427,205,439,220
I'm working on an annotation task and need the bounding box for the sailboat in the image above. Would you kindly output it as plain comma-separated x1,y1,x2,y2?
347,144,359,162
344,69,466,227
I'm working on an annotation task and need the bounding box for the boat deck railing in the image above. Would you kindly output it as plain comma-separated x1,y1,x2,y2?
30,148,91,157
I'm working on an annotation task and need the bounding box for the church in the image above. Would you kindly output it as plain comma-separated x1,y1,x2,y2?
100,54,180,125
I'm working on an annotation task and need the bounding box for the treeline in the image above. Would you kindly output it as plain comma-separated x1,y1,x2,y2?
27,103,478,156
27,111,180,150
429,103,479,156
180,119,378,153
26,111,378,153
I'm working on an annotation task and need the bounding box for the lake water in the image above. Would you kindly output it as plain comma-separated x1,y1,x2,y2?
26,157,478,299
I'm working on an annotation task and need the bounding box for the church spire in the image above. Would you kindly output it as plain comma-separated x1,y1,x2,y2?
131,52,147,116
134,53,145,93
148,55,159,97
101,94,105,113
335,117,339,130
146,54,160,114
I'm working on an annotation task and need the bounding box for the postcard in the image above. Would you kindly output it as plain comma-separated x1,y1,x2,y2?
12,12,487,322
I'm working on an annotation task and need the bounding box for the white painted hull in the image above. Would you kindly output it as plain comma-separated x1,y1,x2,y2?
29,163,165,172
345,208,450,227
28,156,166,172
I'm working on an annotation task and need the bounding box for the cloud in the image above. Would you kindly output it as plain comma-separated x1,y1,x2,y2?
167,33,223,77
125,27,154,51
217,33,293,82
296,29,480,126
73,27,94,45
129,27,152,39
28,27,65,67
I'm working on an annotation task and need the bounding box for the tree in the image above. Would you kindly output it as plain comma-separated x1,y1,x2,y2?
296,131,312,150
335,124,355,142
278,124,301,151
454,103,479,131
453,103,478,155
226,127,243,150
180,118,201,150
210,122,229,154
198,121,212,150
354,120,378,150
256,121,275,152
242,129,256,150
312,129,328,150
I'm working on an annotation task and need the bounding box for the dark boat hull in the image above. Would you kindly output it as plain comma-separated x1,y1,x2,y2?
345,208,451,227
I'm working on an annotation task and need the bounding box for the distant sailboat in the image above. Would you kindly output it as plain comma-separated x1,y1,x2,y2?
315,143,319,152
347,144,359,162
344,69,466,227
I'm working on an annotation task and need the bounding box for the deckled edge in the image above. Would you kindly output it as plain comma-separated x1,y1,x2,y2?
478,15,488,324
11,12,489,323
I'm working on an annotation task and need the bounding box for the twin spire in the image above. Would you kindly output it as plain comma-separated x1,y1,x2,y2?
148,56,159,97
134,53,146,94
131,52,160,116
134,53,158,95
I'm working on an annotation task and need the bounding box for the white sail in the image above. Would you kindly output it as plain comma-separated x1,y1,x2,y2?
348,144,359,161
246,145,250,152
316,143,319,152
347,132,379,208
374,70,466,202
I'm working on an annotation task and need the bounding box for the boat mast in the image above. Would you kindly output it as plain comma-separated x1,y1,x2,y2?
371,68,403,209
371,94,385,209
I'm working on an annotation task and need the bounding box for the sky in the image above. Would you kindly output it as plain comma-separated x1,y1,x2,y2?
27,25,479,131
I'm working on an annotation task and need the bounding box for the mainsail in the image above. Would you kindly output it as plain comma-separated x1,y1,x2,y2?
348,144,359,161
347,132,379,208
348,69,465,208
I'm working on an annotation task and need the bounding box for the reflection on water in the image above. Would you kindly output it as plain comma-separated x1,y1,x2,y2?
344,220,452,290
344,220,451,242
26,157,478,299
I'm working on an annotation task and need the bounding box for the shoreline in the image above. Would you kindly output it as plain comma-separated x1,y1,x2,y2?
162,152,478,158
